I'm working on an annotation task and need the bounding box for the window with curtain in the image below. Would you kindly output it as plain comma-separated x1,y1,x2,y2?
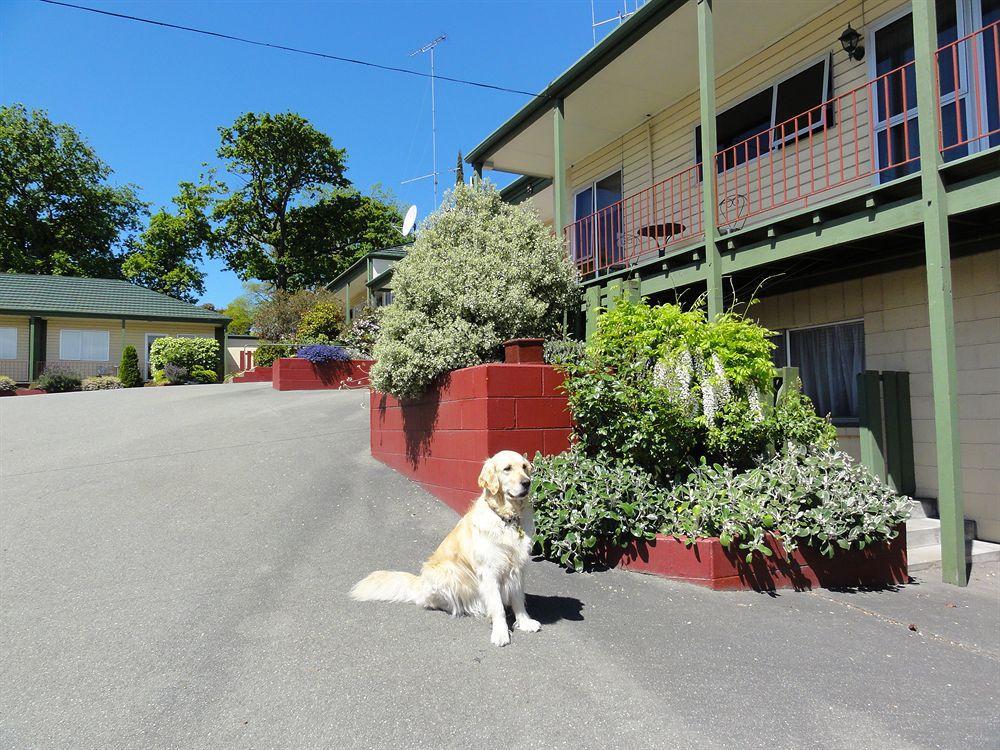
0,328,17,360
59,330,110,362
778,321,865,422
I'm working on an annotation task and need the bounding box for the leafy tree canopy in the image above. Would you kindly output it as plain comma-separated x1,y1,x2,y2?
210,112,408,291
122,181,218,302
0,104,145,276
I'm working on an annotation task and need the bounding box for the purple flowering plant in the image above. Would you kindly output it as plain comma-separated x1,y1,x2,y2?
295,344,350,364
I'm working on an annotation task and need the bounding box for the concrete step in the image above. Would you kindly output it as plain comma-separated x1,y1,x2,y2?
908,538,1000,572
906,516,977,549
908,498,938,519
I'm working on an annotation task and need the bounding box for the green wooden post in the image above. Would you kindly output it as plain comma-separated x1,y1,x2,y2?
697,0,723,318
27,317,37,382
857,371,886,483
553,99,567,239
215,326,226,379
912,0,966,585
120,319,127,374
882,372,902,492
882,372,917,496
584,285,601,340
605,279,624,310
774,366,800,405
344,278,351,325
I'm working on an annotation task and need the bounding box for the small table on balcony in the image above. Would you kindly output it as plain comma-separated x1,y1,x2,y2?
637,222,686,255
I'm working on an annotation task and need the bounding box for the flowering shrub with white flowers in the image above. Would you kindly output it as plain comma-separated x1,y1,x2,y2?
369,182,578,398
562,297,782,477
531,297,908,571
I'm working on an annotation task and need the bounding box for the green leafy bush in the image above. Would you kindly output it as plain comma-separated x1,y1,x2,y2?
0,375,17,394
531,444,911,571
253,343,297,368
296,300,345,341
531,446,667,572
118,344,143,387
662,444,911,561
770,378,837,450
188,367,218,384
154,363,188,385
254,289,341,341
149,337,219,377
563,298,780,476
81,375,123,391
33,367,82,393
370,182,578,398
543,337,587,368
341,305,382,358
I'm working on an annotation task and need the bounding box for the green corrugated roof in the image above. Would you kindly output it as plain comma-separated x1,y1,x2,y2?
0,274,230,323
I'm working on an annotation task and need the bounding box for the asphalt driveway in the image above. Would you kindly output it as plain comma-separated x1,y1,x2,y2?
1,384,997,749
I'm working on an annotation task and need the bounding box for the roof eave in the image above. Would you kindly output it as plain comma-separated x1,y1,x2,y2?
465,0,684,167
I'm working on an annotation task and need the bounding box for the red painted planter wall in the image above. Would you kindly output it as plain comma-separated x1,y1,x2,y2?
231,366,273,383
273,358,373,391
597,528,908,591
370,363,572,513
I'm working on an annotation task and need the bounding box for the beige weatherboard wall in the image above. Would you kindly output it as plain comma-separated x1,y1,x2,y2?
43,318,219,378
752,249,1000,542
565,0,909,231
0,314,30,383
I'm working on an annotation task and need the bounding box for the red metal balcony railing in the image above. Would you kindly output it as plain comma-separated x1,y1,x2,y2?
565,164,703,276
713,60,921,230
936,20,1000,157
564,22,1000,276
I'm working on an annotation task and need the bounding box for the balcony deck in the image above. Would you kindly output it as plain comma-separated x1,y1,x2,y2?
566,20,1000,279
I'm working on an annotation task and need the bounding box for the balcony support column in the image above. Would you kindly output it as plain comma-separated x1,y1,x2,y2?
552,98,568,240
912,0,966,586
697,0,723,318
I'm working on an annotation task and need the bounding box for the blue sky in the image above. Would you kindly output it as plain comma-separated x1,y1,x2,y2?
1,0,623,306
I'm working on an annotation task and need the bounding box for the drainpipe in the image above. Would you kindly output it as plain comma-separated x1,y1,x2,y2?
912,0,966,586
697,0,724,318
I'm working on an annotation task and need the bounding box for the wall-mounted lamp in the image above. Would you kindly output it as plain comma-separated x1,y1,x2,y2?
839,23,865,61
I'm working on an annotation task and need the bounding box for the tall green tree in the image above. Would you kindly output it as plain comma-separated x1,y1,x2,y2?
222,291,258,335
209,112,408,291
123,181,217,302
0,104,145,276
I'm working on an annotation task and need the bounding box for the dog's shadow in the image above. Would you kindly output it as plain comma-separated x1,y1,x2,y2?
522,594,584,624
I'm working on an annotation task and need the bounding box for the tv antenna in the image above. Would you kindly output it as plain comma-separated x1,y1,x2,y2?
402,34,447,209
591,0,645,46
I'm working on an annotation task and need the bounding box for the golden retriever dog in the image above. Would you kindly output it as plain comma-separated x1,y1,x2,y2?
351,450,541,646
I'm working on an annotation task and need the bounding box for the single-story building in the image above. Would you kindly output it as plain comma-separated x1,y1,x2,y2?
0,274,230,382
326,245,408,323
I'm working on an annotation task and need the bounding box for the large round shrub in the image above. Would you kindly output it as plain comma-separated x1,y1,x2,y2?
149,337,220,376
369,183,578,398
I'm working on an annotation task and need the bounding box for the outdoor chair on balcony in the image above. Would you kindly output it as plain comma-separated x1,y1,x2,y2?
718,193,749,235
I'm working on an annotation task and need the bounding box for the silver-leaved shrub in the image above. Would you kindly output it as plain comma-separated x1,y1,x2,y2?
369,183,578,398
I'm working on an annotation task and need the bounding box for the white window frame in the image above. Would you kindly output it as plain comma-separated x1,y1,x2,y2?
59,329,110,362
0,327,17,360
693,54,832,174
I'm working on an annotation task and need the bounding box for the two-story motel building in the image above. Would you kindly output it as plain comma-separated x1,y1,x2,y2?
467,0,999,585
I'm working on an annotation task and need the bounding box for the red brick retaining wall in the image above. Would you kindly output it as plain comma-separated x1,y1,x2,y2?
370,363,572,513
231,366,273,383
272,358,373,391
597,528,908,591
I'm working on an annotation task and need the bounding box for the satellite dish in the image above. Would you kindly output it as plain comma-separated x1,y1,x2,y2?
402,205,418,237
